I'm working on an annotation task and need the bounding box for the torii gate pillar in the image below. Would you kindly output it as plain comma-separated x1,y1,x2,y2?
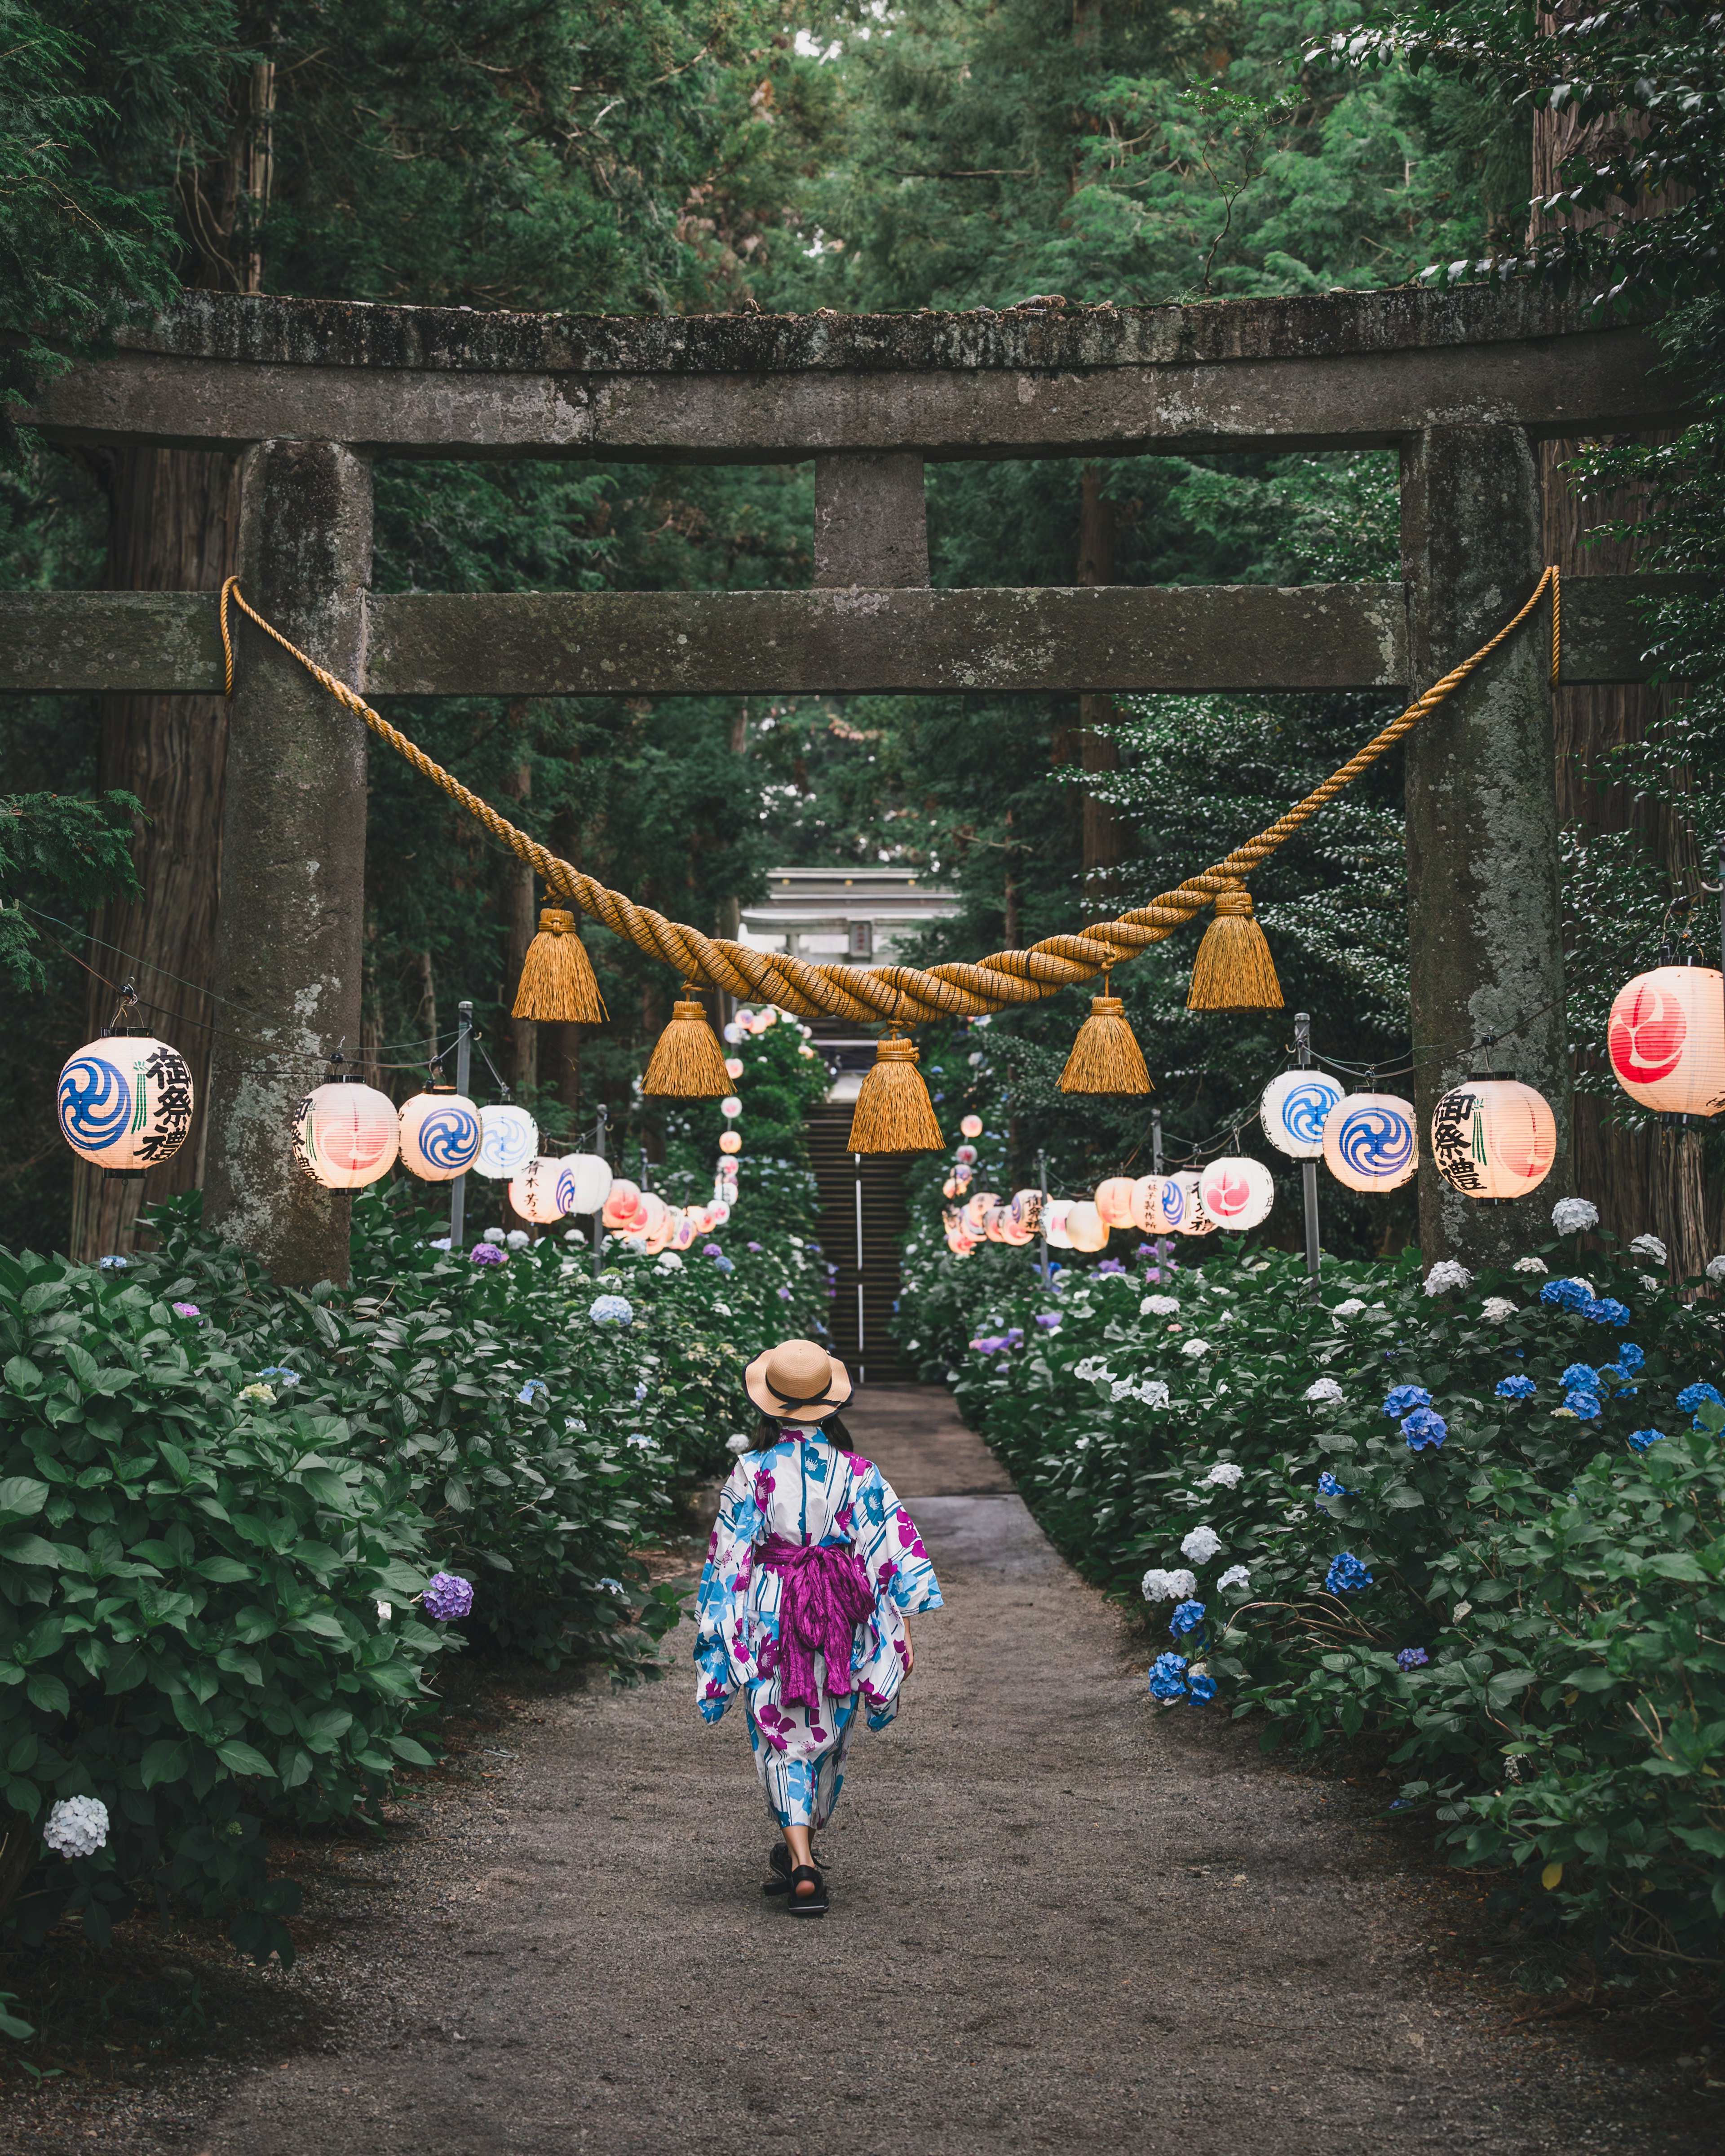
1403,423,1572,1268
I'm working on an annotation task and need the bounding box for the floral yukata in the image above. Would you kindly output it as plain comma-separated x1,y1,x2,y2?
695,1426,942,1829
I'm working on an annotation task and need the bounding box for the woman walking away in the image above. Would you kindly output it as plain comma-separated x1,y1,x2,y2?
695,1338,942,1917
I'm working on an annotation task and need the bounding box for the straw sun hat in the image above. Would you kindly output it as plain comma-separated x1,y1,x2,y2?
743,1337,853,1422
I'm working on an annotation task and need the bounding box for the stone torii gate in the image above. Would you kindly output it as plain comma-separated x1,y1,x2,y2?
2,285,1692,1283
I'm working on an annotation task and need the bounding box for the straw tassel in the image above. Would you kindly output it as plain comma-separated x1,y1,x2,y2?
847,1034,946,1154
642,988,730,1097
1187,885,1284,1012
512,907,606,1023
1059,992,1153,1095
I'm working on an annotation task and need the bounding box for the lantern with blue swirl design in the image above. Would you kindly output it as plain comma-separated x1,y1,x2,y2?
293,1079,399,1190
509,1155,568,1225
1131,1173,1185,1233
398,1087,483,1182
1322,1091,1418,1193
1430,1076,1556,1201
554,1152,613,1217
1259,1068,1345,1160
1171,1170,1218,1236
58,1032,195,1178
473,1102,539,1181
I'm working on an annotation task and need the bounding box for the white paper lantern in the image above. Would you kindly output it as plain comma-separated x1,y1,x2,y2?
553,1152,613,1217
1064,1200,1110,1253
718,1129,742,1155
58,1032,194,1175
1607,965,1725,1116
637,1192,674,1253
398,1089,482,1182
963,1191,998,1235
1132,1174,1185,1233
509,1156,567,1225
1322,1092,1418,1193
1094,1176,1138,1229
1199,1155,1276,1232
1044,1200,1075,1249
1430,1078,1557,1200
473,1102,539,1181
724,1056,744,1079
1172,1170,1218,1236
720,1095,743,1119
293,1080,399,1191
671,1209,699,1251
1009,1188,1044,1237
601,1176,642,1230
1260,1068,1345,1160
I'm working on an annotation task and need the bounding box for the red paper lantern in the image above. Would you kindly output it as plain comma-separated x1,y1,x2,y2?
1607,966,1725,1116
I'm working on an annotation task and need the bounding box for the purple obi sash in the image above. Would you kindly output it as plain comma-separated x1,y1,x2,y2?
757,1533,875,1711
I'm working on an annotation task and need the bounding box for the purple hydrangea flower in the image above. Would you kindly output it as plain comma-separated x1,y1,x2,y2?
748,1242,764,1253
172,1302,200,1319
776,1285,792,1300
1096,1257,1125,1275
1035,1312,1062,1329
703,1242,723,1257
423,1572,474,1622
469,1242,507,1266
1396,1647,1429,1671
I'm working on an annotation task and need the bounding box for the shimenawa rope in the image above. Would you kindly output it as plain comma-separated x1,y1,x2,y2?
218,568,1561,1027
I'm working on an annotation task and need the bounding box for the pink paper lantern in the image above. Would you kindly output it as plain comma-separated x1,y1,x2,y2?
601,1177,641,1229
1094,1176,1137,1229
1430,1077,1557,1200
1607,965,1725,1116
960,1114,983,1138
293,1080,398,1191
718,1129,743,1155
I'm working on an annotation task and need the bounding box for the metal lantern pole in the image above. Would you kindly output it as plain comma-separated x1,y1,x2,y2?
1151,1107,1169,1276
1037,1147,1049,1284
1296,1009,1321,1297
592,1101,607,1278
854,1147,866,1386
448,999,473,1253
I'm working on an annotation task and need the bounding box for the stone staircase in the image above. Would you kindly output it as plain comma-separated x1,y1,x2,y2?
804,1102,915,1385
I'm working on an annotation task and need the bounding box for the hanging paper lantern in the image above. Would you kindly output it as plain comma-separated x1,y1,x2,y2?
671,1209,699,1252
1044,1200,1075,1250
58,1032,195,1176
1430,1077,1557,1200
1128,1174,1182,1233
637,1193,674,1253
708,1200,731,1226
955,1144,978,1166
398,1089,482,1182
1199,1155,1276,1232
718,1129,743,1156
509,1155,567,1224
724,1056,744,1080
720,1095,743,1119
963,1191,999,1236
1259,1068,1345,1160
1607,965,1725,1115
1322,1092,1418,1193
980,1204,1010,1244
1171,1171,1218,1236
1009,1188,1044,1237
600,1177,641,1230
472,1102,539,1181
960,1114,984,1139
1064,1200,1110,1253
292,1079,398,1191
555,1152,613,1217
1094,1176,1138,1229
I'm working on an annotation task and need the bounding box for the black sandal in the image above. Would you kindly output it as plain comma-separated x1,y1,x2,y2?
787,1864,828,1917
763,1844,792,1896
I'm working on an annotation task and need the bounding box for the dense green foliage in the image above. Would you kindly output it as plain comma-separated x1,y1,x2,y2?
901,1202,1725,1969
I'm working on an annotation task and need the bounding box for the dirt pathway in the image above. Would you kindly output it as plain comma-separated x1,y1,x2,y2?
43,1387,1718,2154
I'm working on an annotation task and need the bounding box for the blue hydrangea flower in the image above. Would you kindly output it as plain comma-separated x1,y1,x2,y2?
97,1254,128,1270
1383,1384,1432,1418
257,1367,301,1387
517,1378,548,1406
1495,1375,1537,1400
1317,1470,1350,1497
1676,1381,1722,1413
1627,1428,1666,1452
1325,1552,1373,1594
1169,1599,1206,1636
589,1294,634,1324
1540,1277,1592,1312
1148,1651,1189,1702
1617,1343,1645,1373
1561,1362,1599,1393
1402,1407,1448,1451
1563,1389,1602,1420
423,1572,474,1622
1187,1673,1217,1704
1585,1297,1631,1327
1396,1647,1429,1670
714,1256,734,1274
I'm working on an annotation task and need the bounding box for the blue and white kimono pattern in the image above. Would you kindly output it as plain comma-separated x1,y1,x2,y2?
694,1426,943,1829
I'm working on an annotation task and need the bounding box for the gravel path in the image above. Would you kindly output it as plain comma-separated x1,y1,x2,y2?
6,1386,1716,2153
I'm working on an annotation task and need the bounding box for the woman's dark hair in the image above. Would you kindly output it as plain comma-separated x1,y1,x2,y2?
753,1410,857,1452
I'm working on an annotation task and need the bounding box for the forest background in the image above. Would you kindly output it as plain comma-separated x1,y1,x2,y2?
1,0,1719,1266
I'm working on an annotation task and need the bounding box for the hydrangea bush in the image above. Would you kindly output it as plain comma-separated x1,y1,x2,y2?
905,1223,1725,1967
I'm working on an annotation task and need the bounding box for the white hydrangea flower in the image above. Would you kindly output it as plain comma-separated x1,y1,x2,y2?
1181,1524,1222,1564
1424,1260,1473,1296
1552,1197,1599,1235
1513,1256,1548,1275
1073,1355,1117,1384
1638,1274,1662,1294
1480,1297,1517,1324
1141,1566,1199,1603
43,1795,109,1859
376,1599,393,1621
1112,1377,1171,1408
655,1250,685,1271
1709,1255,1725,1284
1202,1461,1244,1488
1304,1377,1345,1405
1217,1564,1252,1594
725,1431,752,1455
1628,1233,1668,1264
1181,1337,1212,1359
713,1300,733,1316
505,1228,531,1249
1140,1294,1181,1317
1331,1297,1366,1325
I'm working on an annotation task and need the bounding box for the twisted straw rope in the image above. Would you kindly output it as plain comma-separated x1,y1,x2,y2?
219,568,1560,1026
